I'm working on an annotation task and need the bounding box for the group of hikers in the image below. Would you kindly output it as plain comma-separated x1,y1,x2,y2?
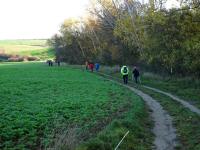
85,60,140,84
46,59,60,66
85,61,100,72
121,65,140,84
47,59,140,84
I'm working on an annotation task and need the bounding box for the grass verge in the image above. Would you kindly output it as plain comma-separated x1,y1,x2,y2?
97,69,200,150
137,86,200,150
141,74,200,109
98,66,200,109
76,92,153,150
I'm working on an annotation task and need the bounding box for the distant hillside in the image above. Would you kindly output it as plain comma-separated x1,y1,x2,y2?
0,39,54,61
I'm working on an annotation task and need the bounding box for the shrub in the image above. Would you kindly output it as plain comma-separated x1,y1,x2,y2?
27,56,39,61
8,57,24,62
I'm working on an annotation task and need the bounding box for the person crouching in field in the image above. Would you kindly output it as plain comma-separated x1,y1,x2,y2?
132,66,140,83
121,66,129,84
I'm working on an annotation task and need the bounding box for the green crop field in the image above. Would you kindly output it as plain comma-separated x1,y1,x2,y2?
0,62,152,150
0,40,54,60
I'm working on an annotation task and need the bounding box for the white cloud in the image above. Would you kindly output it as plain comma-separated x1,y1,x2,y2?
166,0,180,9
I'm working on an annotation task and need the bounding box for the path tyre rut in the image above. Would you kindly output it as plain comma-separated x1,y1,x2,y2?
143,86,200,115
126,86,177,150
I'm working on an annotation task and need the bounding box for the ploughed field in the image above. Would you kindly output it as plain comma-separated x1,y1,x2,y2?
0,62,152,150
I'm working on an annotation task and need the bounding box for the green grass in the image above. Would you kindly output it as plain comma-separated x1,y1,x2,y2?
138,86,200,150
0,39,47,45
97,68,200,150
77,93,153,150
0,39,54,60
97,67,200,150
19,48,55,60
99,66,200,109
141,74,200,109
0,62,153,150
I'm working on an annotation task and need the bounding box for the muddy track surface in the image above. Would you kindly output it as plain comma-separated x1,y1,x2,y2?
126,86,177,150
143,86,200,116
99,73,177,150
98,73,177,150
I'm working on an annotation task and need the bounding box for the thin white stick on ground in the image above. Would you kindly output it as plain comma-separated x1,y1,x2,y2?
114,130,129,150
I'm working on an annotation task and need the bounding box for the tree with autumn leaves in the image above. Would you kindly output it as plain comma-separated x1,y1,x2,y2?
48,0,200,77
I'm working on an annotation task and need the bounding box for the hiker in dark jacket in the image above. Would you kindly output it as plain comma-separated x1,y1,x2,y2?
55,58,61,66
47,60,53,66
132,66,140,83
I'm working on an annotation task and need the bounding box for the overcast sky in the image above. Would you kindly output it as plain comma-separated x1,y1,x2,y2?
0,0,89,40
0,0,179,40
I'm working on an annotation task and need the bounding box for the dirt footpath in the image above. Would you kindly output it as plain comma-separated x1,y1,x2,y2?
99,73,178,150
126,86,177,150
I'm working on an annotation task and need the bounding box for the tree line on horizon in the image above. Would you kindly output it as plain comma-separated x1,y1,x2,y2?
48,0,200,77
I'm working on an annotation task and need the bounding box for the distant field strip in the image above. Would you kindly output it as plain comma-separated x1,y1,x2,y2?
0,39,47,53
0,40,54,60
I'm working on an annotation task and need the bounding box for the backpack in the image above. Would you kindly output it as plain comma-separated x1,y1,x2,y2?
123,67,128,73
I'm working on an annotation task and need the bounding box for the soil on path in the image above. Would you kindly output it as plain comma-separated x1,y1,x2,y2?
98,73,178,150
126,86,177,150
